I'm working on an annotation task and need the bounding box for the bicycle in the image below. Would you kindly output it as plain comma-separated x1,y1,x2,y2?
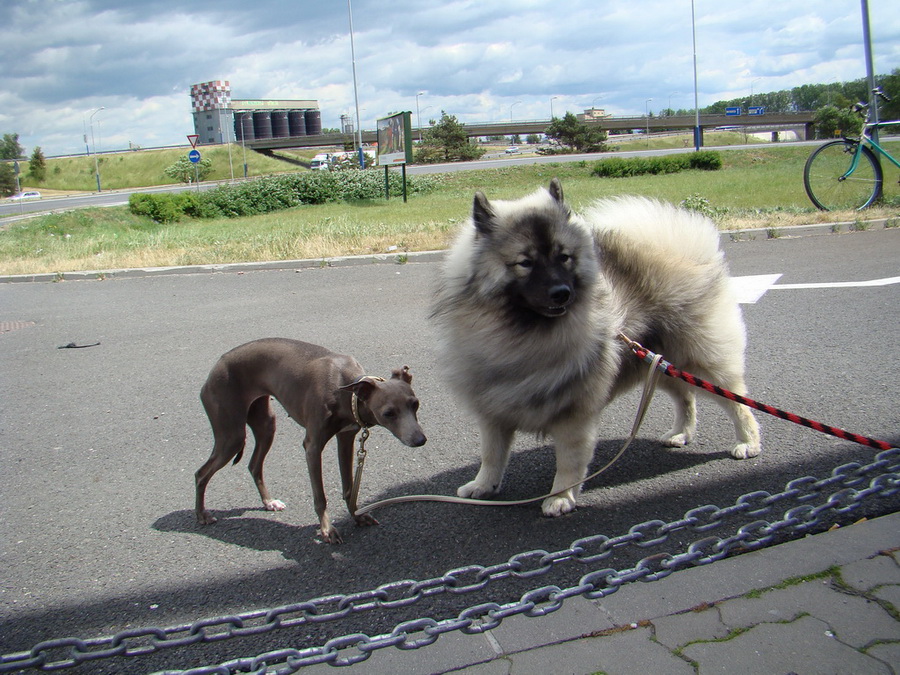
803,87,900,211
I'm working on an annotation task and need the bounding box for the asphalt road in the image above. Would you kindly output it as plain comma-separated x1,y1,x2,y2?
0,225,897,672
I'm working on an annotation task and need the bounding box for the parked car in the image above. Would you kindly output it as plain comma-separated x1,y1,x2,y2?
7,191,41,201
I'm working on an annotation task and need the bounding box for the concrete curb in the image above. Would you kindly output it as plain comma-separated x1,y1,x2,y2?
0,218,894,284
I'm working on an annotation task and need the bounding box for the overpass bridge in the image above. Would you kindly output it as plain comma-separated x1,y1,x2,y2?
243,112,816,152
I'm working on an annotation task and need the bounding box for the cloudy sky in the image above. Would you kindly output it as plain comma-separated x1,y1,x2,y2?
1,0,898,157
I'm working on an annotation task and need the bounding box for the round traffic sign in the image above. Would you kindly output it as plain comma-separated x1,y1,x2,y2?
188,149,201,164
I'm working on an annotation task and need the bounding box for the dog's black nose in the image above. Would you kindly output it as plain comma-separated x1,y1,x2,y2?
409,432,427,447
549,285,572,306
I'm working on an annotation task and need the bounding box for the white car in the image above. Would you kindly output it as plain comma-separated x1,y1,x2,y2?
505,146,519,154
7,191,41,201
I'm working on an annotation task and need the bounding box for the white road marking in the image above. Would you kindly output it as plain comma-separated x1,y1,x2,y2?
731,274,782,304
731,274,900,304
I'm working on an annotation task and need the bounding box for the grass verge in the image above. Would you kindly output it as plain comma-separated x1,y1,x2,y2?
2,143,899,276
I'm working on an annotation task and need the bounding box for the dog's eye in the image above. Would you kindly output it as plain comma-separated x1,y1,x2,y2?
558,253,571,264
410,399,420,412
382,408,397,419
517,258,533,269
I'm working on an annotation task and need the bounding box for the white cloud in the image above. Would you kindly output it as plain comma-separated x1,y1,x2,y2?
0,0,897,156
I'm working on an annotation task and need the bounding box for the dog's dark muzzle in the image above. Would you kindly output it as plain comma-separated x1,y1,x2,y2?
539,284,573,317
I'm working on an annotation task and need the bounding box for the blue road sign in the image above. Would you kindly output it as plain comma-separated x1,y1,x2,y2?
188,149,201,164
748,106,765,116
725,106,741,116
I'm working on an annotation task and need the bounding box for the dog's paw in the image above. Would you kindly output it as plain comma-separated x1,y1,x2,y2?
354,513,379,528
457,479,501,499
264,499,286,512
197,510,217,525
541,493,577,517
661,429,693,447
319,526,343,544
730,442,761,459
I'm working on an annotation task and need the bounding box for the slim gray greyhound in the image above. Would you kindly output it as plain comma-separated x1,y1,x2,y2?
195,338,426,543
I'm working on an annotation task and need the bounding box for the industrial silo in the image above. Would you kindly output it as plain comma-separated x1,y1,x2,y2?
304,110,322,135
288,110,307,136
234,112,255,141
253,111,273,139
271,111,290,138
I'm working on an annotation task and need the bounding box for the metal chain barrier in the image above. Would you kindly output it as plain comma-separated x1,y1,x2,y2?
2,447,897,674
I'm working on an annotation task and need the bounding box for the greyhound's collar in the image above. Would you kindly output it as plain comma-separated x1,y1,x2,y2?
350,376,385,429
351,392,369,429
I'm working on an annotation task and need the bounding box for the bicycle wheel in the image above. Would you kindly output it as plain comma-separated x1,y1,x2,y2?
803,140,883,211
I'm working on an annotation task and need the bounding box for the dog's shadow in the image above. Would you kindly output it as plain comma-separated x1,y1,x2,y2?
154,507,325,561
154,438,725,563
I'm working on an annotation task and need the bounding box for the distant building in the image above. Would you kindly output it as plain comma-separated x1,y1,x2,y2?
190,80,322,145
578,107,609,122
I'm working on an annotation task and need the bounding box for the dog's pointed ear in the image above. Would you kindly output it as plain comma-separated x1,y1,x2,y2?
548,178,564,204
339,376,382,401
391,365,413,384
472,191,495,236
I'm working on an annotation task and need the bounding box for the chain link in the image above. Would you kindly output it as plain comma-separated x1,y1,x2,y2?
1,448,896,675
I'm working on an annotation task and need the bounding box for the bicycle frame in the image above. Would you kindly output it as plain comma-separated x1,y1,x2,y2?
847,119,900,175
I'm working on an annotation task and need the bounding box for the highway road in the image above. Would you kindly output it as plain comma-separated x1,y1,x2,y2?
0,224,897,672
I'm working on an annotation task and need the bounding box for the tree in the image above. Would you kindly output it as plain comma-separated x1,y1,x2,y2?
28,147,47,182
0,162,16,197
544,112,607,152
164,156,213,183
813,105,864,139
414,111,486,163
878,68,900,121
1,133,24,160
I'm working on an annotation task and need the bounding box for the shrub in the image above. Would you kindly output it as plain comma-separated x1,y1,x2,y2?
592,151,722,178
127,193,183,224
688,150,722,170
127,170,444,222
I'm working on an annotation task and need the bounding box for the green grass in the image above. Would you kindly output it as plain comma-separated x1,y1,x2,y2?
3,142,899,276
22,145,311,192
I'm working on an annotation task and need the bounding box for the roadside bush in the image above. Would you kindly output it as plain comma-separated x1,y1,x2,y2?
688,150,722,170
127,170,444,222
128,193,183,224
592,150,721,178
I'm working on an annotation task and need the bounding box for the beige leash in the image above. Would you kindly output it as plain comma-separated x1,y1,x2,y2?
352,347,664,517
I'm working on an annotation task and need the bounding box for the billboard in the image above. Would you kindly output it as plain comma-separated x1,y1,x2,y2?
377,112,413,166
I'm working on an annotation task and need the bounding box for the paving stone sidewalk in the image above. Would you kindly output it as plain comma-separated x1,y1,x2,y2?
302,511,900,675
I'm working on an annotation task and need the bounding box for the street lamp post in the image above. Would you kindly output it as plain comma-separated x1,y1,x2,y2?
691,0,701,150
550,96,558,120
89,106,105,192
645,98,653,144
668,91,680,115
750,77,762,106
510,101,522,121
416,91,425,141
347,0,364,168
240,111,248,178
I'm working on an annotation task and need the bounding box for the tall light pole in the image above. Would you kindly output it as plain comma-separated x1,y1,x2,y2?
347,0,364,168
749,77,761,106
89,106,105,192
691,0,701,150
550,96,558,120
240,111,248,178
82,112,90,155
645,98,653,144
861,0,879,143
416,91,425,142
668,91,680,115
510,100,522,121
